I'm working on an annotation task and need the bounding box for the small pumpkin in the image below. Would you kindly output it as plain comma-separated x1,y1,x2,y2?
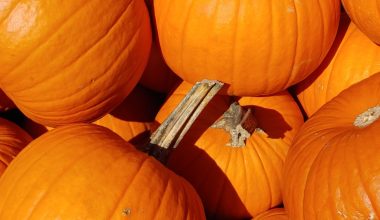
254,208,288,220
283,72,380,219
0,124,206,219
0,117,32,176
0,0,152,127
154,0,341,96
342,0,380,44
296,14,380,117
154,82,304,219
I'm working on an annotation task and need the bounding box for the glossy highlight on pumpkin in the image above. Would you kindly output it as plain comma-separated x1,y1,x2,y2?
0,0,152,127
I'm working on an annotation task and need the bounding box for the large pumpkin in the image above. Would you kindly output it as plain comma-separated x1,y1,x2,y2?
0,0,152,127
154,82,304,219
154,0,341,96
283,72,380,219
342,0,380,44
296,15,380,117
0,117,32,176
0,124,205,219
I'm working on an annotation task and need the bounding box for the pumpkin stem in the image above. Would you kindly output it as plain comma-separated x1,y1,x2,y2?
211,102,258,147
353,105,380,128
141,80,224,164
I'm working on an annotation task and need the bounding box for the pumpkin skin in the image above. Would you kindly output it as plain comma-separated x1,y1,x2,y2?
154,0,341,96
0,117,32,176
295,15,380,117
283,72,380,219
342,0,380,44
0,0,152,127
0,124,206,219
255,208,288,220
94,84,164,145
154,82,304,219
0,90,15,112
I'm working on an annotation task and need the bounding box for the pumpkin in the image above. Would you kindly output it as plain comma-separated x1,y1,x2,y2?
0,90,15,112
255,208,288,220
139,0,181,94
0,117,32,176
342,0,380,44
154,82,304,219
0,124,206,219
283,72,380,219
0,0,152,127
154,0,341,96
295,14,380,117
94,84,164,145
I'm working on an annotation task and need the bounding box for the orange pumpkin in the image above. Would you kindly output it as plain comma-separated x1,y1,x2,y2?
0,90,15,112
296,15,380,117
0,124,206,219
154,82,304,219
283,72,380,219
0,0,152,127
139,0,181,94
342,0,380,44
0,117,32,176
255,208,288,220
94,85,164,145
154,0,341,96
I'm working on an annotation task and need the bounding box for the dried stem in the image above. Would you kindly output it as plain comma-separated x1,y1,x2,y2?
142,80,224,164
211,102,258,147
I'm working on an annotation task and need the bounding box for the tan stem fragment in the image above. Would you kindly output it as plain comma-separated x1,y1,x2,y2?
211,102,258,147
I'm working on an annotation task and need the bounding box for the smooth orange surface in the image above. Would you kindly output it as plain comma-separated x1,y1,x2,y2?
296,16,380,117
342,0,380,44
255,208,288,220
0,117,32,176
284,73,380,219
154,0,341,96
0,124,206,219
0,0,152,127
155,82,304,219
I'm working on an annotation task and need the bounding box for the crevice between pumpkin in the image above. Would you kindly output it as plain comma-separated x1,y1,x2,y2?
138,79,224,164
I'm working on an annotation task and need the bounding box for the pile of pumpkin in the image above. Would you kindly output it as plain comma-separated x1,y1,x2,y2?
0,0,379,219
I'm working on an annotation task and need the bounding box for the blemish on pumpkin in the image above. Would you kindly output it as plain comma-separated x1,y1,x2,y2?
353,105,380,128
122,208,131,216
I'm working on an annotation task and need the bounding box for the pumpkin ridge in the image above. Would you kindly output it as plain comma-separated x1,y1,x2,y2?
352,137,380,218
6,141,105,219
2,0,93,80
180,0,196,74
107,155,149,219
151,175,171,218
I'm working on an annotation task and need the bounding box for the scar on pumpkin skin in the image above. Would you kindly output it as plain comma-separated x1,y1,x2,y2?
141,79,224,164
211,102,259,147
353,105,380,128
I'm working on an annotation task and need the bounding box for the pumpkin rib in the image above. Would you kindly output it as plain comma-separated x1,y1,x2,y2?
153,176,172,218
107,156,149,219
19,145,106,220
10,1,132,94
180,0,196,74
13,29,141,114
2,1,93,80
230,0,240,87
285,1,299,89
240,149,249,204
352,136,380,217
